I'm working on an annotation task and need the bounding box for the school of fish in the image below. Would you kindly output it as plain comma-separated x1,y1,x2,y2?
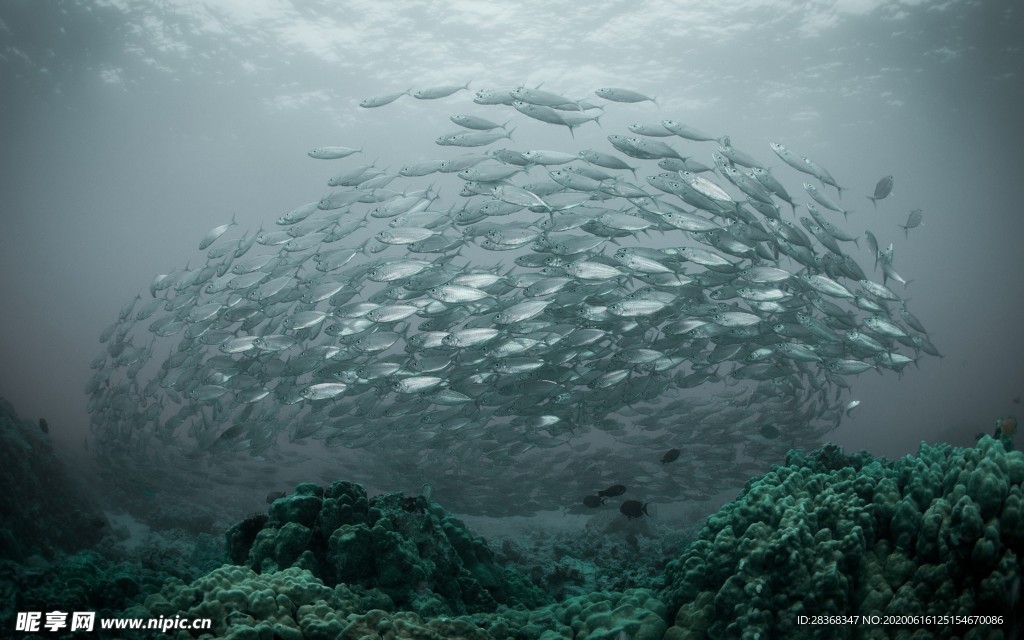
85,85,940,517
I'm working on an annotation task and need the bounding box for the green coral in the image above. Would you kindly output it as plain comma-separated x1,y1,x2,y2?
84,436,1024,639
122,483,669,639
659,437,1024,638
124,566,667,640
223,480,548,615
124,565,389,640
1,551,141,626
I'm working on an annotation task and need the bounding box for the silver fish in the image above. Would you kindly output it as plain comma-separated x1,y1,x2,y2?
510,87,580,109
594,87,656,104
87,84,941,520
359,90,409,108
661,120,722,143
198,213,237,250
413,83,470,100
308,146,361,160
804,183,852,220
436,128,515,147
450,114,508,131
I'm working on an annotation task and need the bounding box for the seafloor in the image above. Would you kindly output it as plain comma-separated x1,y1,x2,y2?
2,397,1020,639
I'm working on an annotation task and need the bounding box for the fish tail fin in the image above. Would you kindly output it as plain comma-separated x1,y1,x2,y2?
867,195,877,209
505,126,517,140
567,124,576,140
852,236,860,249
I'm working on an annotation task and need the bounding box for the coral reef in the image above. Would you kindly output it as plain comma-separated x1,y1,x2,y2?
0,527,224,637
126,565,390,640
121,481,671,638
224,480,550,615
126,564,668,640
659,437,1024,639
9,374,1022,640
1,551,166,640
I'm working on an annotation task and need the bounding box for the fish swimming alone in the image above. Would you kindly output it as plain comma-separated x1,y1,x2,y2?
598,484,627,498
867,175,894,208
308,146,362,160
899,209,924,238
619,500,649,520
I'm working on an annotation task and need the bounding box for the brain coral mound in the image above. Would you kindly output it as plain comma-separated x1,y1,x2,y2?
659,437,1024,639
224,480,549,616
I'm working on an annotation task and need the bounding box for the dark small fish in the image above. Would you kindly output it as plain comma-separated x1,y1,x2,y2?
219,424,246,441
619,500,649,520
661,448,680,464
583,495,605,508
1014,396,1021,405
898,209,923,239
265,491,287,504
598,484,627,497
760,424,780,439
867,175,893,209
38,418,49,434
